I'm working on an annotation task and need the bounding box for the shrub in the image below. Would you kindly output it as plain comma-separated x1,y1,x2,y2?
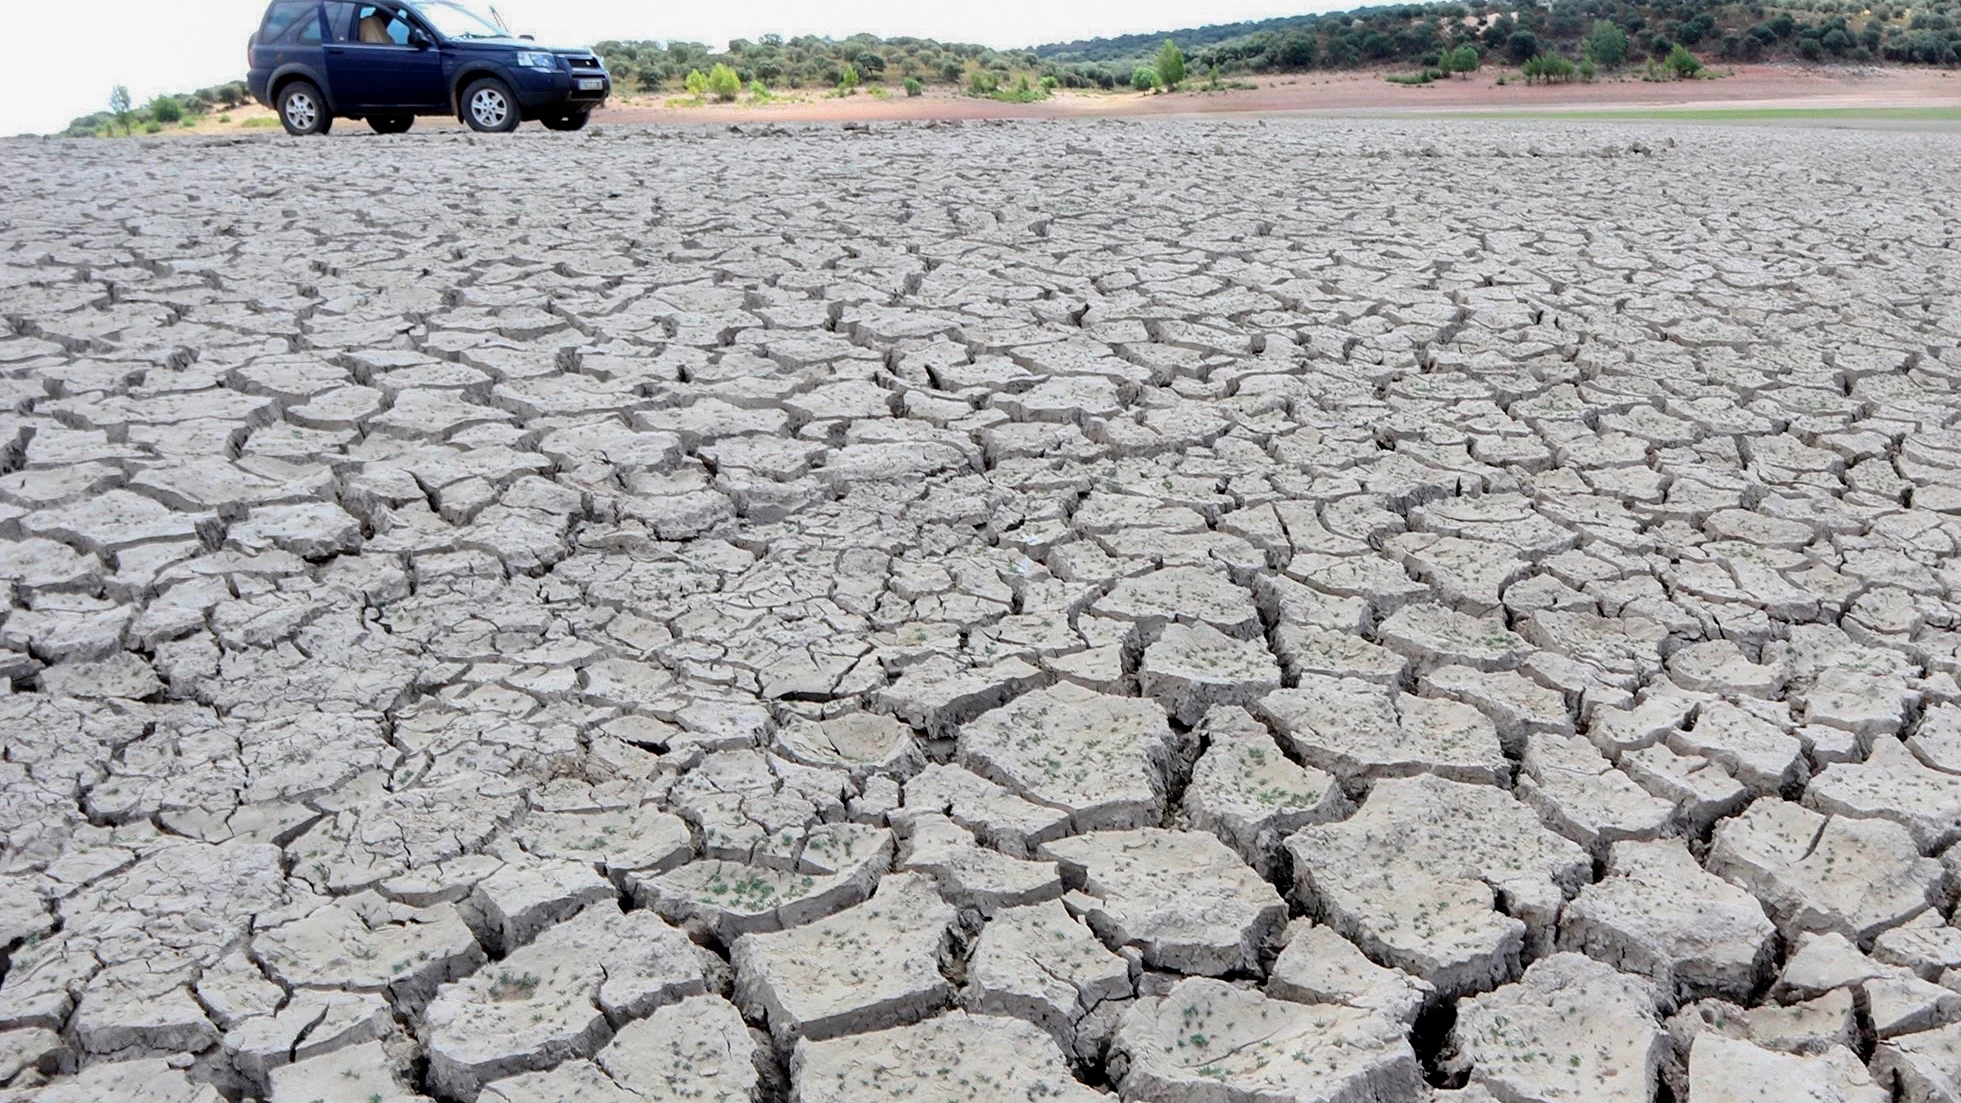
1156,39,1187,88
905,77,923,96
748,79,771,99
969,69,1000,95
1521,53,1578,82
684,69,709,96
707,63,741,101
838,64,860,93
1507,30,1540,62
1040,74,1059,92
144,121,163,134
1132,65,1159,91
1666,43,1702,75
1580,57,1598,80
148,95,183,124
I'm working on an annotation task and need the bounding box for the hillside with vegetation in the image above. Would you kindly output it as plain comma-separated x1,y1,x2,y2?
593,0,1961,94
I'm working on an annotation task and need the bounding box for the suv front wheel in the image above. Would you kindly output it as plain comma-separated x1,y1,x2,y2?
461,78,521,133
277,81,332,136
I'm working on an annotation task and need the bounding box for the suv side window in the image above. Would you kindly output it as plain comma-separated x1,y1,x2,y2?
261,1,320,43
351,4,415,45
323,1,358,41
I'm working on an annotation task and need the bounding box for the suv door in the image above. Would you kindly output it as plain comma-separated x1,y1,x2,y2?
323,2,446,112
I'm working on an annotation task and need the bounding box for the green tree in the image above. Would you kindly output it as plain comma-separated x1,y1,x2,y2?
1506,30,1540,62
1132,65,1159,91
109,85,133,136
1665,42,1702,75
1586,20,1629,66
707,62,741,100
684,69,709,96
1155,39,1187,88
148,95,184,124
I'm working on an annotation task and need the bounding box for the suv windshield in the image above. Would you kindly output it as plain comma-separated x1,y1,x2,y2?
415,0,504,38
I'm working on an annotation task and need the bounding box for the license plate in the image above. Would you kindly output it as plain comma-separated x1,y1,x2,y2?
577,79,603,91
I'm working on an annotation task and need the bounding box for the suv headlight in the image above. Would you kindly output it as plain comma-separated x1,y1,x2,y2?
514,51,556,69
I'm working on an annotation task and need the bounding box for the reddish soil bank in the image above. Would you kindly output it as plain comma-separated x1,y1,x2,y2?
591,64,1959,128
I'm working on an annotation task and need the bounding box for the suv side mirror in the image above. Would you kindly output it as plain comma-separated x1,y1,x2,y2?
408,28,433,48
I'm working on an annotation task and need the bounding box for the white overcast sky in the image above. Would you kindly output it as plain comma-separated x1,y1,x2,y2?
2,0,1338,135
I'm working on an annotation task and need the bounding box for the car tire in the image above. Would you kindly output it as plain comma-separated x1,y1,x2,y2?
541,111,589,132
277,81,331,136
367,114,415,135
461,78,521,133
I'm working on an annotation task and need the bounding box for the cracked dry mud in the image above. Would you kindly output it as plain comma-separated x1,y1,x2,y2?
0,116,1959,1102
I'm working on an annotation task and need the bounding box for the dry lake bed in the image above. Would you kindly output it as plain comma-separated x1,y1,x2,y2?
2,118,1960,1101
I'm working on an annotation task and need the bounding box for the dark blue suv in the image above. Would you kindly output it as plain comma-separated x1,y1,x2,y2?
247,0,610,135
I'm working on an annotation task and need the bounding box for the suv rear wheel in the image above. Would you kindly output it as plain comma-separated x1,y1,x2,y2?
461,78,520,133
368,115,415,135
277,81,332,136
541,111,589,132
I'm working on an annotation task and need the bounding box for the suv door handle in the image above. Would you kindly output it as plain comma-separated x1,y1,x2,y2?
327,46,347,54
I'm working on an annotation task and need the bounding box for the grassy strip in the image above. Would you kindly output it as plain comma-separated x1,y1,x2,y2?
1440,104,1961,122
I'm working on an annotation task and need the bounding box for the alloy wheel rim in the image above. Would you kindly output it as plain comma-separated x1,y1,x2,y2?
472,89,509,128
286,94,317,130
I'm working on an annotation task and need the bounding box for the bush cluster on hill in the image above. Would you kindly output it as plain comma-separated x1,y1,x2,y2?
1032,0,1961,75
65,81,252,137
